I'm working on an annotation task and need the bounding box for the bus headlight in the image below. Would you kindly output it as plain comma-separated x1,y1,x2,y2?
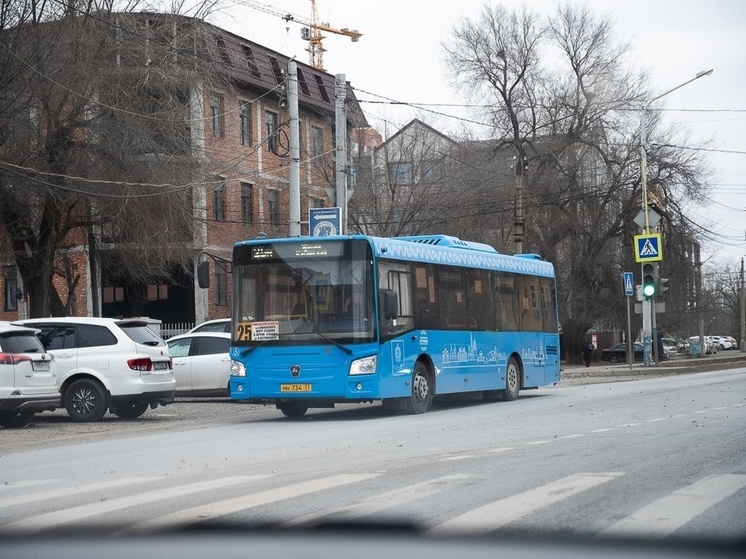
349,355,376,376
230,360,246,377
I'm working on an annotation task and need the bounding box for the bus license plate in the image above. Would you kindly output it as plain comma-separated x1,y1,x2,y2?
280,384,312,392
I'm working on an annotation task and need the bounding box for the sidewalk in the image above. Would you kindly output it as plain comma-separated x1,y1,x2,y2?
561,350,746,381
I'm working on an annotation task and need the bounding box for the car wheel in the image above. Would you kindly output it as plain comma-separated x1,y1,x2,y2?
0,410,36,428
609,355,620,364
278,401,308,418
65,379,108,422
114,401,149,419
503,357,521,401
406,361,432,414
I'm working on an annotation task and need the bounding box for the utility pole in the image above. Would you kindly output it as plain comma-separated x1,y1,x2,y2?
513,153,525,255
288,61,301,237
638,69,713,365
335,74,347,234
740,256,746,352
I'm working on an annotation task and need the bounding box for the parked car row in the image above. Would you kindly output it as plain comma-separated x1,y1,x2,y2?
2,317,233,428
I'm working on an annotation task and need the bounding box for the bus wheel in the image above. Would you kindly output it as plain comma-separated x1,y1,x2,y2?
503,357,520,401
406,362,432,414
278,401,308,418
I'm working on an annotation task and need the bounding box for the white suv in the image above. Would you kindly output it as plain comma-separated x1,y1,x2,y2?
18,317,175,422
0,321,60,428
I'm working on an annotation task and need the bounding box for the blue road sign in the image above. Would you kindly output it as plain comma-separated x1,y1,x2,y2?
309,207,341,236
634,233,662,263
622,272,634,297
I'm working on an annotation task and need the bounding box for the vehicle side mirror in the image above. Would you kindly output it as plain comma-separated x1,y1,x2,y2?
382,290,398,320
197,260,210,289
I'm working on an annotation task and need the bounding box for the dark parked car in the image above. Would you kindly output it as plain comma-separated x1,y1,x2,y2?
600,342,644,363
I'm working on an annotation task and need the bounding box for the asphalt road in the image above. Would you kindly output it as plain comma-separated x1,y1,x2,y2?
1,363,745,543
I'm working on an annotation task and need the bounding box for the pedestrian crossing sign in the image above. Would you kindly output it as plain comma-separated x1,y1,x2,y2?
634,233,662,263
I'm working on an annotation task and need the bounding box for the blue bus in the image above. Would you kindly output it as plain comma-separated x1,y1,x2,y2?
228,234,560,417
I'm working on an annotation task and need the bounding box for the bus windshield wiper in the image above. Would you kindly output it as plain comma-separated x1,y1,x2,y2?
286,330,353,354
240,341,269,356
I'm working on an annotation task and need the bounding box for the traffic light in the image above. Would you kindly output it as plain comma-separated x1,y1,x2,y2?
656,277,669,298
641,262,658,298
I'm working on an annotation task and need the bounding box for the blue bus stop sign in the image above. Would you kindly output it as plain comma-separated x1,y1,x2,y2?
309,207,341,236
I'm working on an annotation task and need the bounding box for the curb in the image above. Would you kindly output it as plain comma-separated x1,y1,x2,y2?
561,353,746,380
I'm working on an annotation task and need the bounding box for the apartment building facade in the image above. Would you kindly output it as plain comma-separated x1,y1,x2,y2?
0,12,368,328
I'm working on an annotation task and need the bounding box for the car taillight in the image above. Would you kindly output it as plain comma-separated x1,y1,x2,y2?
127,357,152,371
0,353,32,365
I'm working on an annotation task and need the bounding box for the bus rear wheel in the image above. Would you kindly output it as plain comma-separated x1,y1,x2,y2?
503,357,521,401
278,401,309,418
406,362,432,414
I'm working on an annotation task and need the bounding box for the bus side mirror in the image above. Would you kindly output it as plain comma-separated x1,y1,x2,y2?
382,290,398,320
197,260,210,289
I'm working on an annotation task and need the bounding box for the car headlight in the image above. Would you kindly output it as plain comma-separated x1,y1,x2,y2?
230,360,246,377
349,355,376,376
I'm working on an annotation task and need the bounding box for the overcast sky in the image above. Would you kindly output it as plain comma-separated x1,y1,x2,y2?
209,0,746,266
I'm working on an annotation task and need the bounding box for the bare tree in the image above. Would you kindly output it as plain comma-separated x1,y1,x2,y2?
349,119,463,237
0,1,224,317
443,2,713,362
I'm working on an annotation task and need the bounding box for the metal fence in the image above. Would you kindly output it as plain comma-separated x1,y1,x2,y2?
159,322,193,339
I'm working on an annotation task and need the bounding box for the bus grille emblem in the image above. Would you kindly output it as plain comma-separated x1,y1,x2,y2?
290,365,301,377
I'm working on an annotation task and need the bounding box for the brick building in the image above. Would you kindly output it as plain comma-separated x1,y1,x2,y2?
0,12,368,329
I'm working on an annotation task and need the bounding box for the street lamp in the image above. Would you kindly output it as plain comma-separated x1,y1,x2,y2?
640,69,713,233
638,69,713,366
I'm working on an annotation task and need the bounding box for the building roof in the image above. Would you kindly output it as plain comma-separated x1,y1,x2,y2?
198,16,368,128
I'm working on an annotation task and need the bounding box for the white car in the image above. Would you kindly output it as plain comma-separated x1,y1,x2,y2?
188,318,231,334
710,336,733,351
18,317,175,422
167,332,231,396
0,321,60,428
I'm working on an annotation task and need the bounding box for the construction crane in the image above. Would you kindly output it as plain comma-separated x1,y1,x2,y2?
236,0,362,71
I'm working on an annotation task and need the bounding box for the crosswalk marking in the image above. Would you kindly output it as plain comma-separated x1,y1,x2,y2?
601,474,746,539
0,477,157,509
2,476,266,533
286,474,471,526
127,473,380,533
430,472,624,535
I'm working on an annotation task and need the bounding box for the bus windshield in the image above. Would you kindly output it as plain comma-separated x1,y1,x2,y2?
232,239,375,345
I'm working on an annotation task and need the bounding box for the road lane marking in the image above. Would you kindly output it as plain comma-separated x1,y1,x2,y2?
601,474,746,539
0,477,157,509
486,447,515,452
286,474,471,526
430,472,624,534
1,476,265,532
128,473,380,532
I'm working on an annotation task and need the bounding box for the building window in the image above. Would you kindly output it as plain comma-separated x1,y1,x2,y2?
215,37,231,67
213,176,225,222
267,55,284,85
313,74,331,103
311,125,323,159
4,266,18,312
215,264,227,306
296,67,311,95
268,189,280,227
420,159,444,183
239,101,252,146
241,182,254,225
388,162,413,185
241,44,261,77
266,110,278,154
210,92,224,138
